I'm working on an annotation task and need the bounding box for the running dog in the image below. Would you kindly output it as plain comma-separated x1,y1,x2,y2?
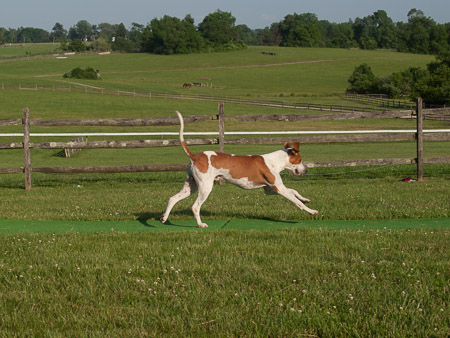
160,111,318,227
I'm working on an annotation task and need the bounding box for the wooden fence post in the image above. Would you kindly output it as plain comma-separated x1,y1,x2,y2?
23,108,32,190
218,102,225,153
416,97,423,182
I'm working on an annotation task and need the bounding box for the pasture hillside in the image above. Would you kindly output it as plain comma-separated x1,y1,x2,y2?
0,46,435,103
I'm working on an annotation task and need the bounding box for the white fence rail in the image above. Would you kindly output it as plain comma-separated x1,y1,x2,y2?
1,129,450,138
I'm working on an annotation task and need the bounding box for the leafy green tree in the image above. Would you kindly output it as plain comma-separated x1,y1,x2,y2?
51,23,67,41
279,13,321,47
198,10,239,45
256,23,282,46
91,37,110,52
321,21,355,48
403,9,435,54
17,27,50,43
74,20,94,41
415,52,450,104
141,15,204,54
112,37,134,52
236,24,257,45
97,23,115,42
129,22,145,44
352,11,396,50
346,63,378,94
115,23,127,38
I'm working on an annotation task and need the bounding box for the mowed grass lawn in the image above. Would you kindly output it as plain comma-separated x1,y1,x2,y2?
1,46,449,337
1,228,449,336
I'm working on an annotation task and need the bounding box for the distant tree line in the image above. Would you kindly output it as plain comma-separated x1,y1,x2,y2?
0,8,449,55
347,51,450,104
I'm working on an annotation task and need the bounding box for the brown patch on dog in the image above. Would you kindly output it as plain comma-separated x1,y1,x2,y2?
191,153,209,173
211,153,276,185
284,142,302,165
181,141,209,173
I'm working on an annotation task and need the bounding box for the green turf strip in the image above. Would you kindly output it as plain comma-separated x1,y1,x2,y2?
0,217,449,234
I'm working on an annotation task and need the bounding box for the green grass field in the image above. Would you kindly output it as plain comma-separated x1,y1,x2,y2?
0,45,449,337
0,228,449,336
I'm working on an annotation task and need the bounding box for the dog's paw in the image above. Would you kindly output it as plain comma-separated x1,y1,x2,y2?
198,223,209,228
310,209,318,215
160,214,167,223
302,198,311,204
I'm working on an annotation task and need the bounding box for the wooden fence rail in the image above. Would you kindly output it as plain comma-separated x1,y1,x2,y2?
1,101,450,189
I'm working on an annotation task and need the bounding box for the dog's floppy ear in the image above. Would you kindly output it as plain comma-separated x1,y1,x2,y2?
283,142,291,149
292,142,300,152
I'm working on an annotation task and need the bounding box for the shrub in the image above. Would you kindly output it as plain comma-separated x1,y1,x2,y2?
68,39,86,52
63,67,99,80
346,63,378,94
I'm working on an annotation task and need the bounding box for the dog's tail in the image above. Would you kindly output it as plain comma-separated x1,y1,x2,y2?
176,111,194,158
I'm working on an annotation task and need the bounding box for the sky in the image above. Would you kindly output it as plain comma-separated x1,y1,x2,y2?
1,0,449,31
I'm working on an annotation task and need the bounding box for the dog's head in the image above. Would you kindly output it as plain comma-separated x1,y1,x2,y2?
283,142,307,176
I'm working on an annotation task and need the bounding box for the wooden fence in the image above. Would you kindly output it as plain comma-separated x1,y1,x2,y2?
0,101,450,190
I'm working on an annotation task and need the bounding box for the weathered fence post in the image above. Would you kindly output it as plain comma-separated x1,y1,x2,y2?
218,102,225,153
23,108,32,190
416,97,423,182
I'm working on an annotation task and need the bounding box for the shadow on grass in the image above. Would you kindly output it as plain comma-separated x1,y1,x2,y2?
135,209,299,228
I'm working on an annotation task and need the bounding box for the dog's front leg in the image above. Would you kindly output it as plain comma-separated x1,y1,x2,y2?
275,185,318,215
288,188,311,204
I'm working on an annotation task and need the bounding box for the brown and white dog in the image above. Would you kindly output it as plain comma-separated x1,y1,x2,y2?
160,111,318,228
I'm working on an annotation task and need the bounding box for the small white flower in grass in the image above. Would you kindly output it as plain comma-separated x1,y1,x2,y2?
279,303,283,307
400,307,404,311
371,273,376,279
290,308,295,312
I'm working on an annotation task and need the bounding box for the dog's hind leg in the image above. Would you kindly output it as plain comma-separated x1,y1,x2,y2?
191,179,214,228
160,174,198,224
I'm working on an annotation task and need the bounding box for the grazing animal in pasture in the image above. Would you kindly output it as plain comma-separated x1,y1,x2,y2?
160,111,318,228
182,83,192,88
